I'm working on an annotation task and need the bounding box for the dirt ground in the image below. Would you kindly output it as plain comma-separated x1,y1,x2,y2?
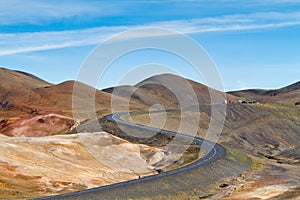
218,160,300,200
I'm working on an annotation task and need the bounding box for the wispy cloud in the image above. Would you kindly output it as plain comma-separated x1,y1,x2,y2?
0,0,120,25
0,26,128,56
1,12,300,56
1,0,300,26
150,12,300,32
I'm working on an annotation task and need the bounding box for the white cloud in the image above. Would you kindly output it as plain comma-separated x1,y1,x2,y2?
0,26,128,56
1,0,300,26
1,11,300,56
0,0,119,25
149,12,300,32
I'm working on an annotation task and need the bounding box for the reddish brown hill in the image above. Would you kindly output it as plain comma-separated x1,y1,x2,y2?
0,68,146,137
0,68,51,90
103,74,239,108
0,68,51,106
229,81,300,105
32,80,146,116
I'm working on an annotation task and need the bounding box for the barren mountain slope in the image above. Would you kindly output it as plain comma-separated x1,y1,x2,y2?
0,68,51,106
103,74,239,108
0,132,162,199
128,104,300,164
229,81,300,105
0,68,147,137
126,103,300,198
32,80,147,117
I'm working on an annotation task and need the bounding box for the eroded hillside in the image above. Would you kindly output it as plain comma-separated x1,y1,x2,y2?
0,132,162,199
1,68,299,199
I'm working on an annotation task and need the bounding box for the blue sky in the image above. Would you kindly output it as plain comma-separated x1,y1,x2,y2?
0,0,300,91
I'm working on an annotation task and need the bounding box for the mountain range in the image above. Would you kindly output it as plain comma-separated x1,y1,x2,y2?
0,67,300,199
1,67,299,137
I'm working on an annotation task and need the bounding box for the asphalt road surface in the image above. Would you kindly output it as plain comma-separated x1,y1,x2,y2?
37,111,226,200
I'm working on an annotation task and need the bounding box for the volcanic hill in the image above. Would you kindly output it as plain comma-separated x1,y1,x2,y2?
229,81,300,105
1,68,300,199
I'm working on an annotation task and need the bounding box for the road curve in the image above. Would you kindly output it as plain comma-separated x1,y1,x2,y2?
37,111,226,200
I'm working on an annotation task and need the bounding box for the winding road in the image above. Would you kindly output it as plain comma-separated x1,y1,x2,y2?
37,111,226,200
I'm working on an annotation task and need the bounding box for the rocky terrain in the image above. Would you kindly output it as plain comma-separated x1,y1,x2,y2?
105,74,300,199
127,104,300,199
0,132,163,199
0,114,77,137
0,68,154,199
229,81,300,105
0,68,147,137
103,73,239,108
0,67,299,199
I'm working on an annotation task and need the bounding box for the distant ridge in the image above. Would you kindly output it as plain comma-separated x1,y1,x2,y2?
0,68,146,118
103,73,239,108
14,70,49,84
229,81,300,105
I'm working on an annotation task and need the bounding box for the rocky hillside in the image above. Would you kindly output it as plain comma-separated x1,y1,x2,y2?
1,68,299,199
0,132,162,199
128,104,300,164
0,68,147,137
103,74,239,109
229,81,300,105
